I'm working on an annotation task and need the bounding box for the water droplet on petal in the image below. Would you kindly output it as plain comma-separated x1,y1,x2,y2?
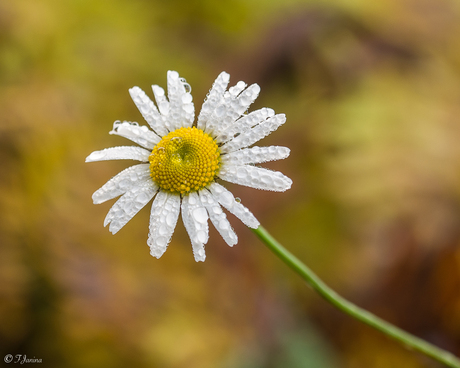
220,192,233,207
166,213,176,227
183,83,192,93
158,224,168,236
159,101,170,115
216,105,226,117
218,219,229,230
88,151,106,160
113,120,122,130
188,195,197,205
237,167,248,179
192,207,208,224
182,93,193,104
156,236,167,247
183,104,194,114
196,231,206,243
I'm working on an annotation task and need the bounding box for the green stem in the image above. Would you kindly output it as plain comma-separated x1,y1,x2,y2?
252,225,460,368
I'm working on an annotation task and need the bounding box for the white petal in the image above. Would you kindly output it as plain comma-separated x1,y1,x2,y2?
152,85,171,118
166,70,195,130
220,114,286,154
181,192,209,262
86,146,151,162
197,72,230,131
104,179,158,234
219,164,292,192
199,190,237,247
215,107,275,144
109,121,160,149
129,87,169,137
92,164,150,204
199,82,261,137
228,80,247,97
208,83,261,138
208,183,259,229
222,146,290,166
147,191,181,259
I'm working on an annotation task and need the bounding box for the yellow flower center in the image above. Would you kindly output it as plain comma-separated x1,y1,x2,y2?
149,127,220,195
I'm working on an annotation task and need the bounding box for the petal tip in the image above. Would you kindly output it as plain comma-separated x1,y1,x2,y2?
167,70,179,79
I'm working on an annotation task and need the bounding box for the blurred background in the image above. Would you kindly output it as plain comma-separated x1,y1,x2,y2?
1,0,460,367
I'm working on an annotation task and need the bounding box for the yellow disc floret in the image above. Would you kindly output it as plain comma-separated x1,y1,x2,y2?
149,127,220,195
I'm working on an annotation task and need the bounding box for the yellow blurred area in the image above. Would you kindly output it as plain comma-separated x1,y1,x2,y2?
1,0,460,367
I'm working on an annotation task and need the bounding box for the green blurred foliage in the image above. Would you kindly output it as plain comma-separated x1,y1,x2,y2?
1,0,460,367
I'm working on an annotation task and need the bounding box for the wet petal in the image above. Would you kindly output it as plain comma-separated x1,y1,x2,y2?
104,179,158,234
220,114,286,154
208,183,259,228
222,146,290,166
110,121,160,149
219,164,292,192
199,190,237,247
215,107,274,144
207,83,261,138
181,192,209,261
147,191,181,259
197,72,230,131
166,70,195,130
86,146,151,162
129,86,169,137
152,85,171,119
92,164,150,204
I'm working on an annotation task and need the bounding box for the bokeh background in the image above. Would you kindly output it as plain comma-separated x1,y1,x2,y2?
1,0,460,367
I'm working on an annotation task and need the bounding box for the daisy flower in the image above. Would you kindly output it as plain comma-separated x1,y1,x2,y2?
86,71,292,261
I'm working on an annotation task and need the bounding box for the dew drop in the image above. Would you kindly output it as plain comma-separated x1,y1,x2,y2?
188,195,197,205
235,197,241,203
182,93,193,104
196,231,206,243
236,81,246,89
192,207,208,224
136,192,149,203
158,224,168,236
220,192,233,207
237,167,248,179
183,83,192,93
165,212,176,227
183,104,194,114
213,185,223,194
153,85,165,97
240,95,250,105
212,206,223,214
88,151,106,160
216,105,226,117
118,179,131,190
159,101,170,115
218,219,229,230
156,236,167,247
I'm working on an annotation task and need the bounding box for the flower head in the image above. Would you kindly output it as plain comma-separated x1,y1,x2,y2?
86,71,292,261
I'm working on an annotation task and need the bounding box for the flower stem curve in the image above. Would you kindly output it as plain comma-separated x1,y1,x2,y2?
252,225,460,368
